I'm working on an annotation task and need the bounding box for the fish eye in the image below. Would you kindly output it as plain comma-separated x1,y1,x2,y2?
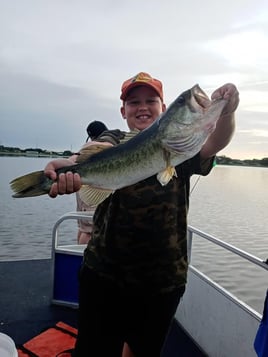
177,95,185,105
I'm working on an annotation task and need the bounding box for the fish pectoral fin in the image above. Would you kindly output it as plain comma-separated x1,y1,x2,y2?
76,144,111,164
76,130,140,163
78,185,113,206
157,166,177,186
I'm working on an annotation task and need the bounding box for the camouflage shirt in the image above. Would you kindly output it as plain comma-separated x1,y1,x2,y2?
83,130,214,294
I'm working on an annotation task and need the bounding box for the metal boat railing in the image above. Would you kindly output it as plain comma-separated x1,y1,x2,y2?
52,211,94,249
179,225,267,357
51,212,267,356
51,212,268,273
187,225,268,271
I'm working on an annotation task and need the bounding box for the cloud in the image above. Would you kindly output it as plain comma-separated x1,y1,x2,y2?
1,0,268,159
239,129,268,138
0,66,127,150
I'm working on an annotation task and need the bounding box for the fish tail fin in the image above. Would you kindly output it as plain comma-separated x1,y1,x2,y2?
10,170,51,198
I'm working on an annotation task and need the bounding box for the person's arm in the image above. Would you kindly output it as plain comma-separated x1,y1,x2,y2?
200,83,239,159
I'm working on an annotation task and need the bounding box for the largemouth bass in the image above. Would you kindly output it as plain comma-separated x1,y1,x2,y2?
10,84,227,205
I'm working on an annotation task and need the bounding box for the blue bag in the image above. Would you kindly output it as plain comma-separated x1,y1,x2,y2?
254,289,268,357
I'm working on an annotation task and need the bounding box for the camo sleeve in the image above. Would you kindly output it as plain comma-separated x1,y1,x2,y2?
177,153,216,177
95,129,126,145
196,154,216,176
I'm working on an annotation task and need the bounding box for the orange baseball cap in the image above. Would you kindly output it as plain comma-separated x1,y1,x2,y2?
120,72,164,101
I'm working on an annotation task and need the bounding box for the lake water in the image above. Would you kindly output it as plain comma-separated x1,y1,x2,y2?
0,157,267,314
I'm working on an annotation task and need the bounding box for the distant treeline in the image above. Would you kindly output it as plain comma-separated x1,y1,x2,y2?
0,145,72,158
215,156,268,167
0,145,267,167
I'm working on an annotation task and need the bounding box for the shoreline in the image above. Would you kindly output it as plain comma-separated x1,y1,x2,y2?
1,152,267,168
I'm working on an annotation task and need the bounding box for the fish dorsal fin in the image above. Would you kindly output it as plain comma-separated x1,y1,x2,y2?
76,131,140,204
118,129,140,145
75,144,111,164
75,130,139,163
78,185,113,206
157,166,177,186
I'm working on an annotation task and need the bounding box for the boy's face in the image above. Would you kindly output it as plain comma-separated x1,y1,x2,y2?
120,86,166,131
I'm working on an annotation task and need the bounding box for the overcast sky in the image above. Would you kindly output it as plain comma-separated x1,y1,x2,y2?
1,0,267,159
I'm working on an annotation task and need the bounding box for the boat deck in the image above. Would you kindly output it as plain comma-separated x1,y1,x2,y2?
0,259,206,356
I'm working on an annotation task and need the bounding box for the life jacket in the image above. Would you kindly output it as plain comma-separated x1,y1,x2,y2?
17,321,77,357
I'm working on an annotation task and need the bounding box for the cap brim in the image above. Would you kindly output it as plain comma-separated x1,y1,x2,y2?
120,82,162,101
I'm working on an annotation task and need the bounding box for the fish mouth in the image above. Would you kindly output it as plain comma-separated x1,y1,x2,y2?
189,84,227,131
192,84,211,110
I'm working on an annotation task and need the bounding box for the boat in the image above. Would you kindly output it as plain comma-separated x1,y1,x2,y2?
0,211,267,356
